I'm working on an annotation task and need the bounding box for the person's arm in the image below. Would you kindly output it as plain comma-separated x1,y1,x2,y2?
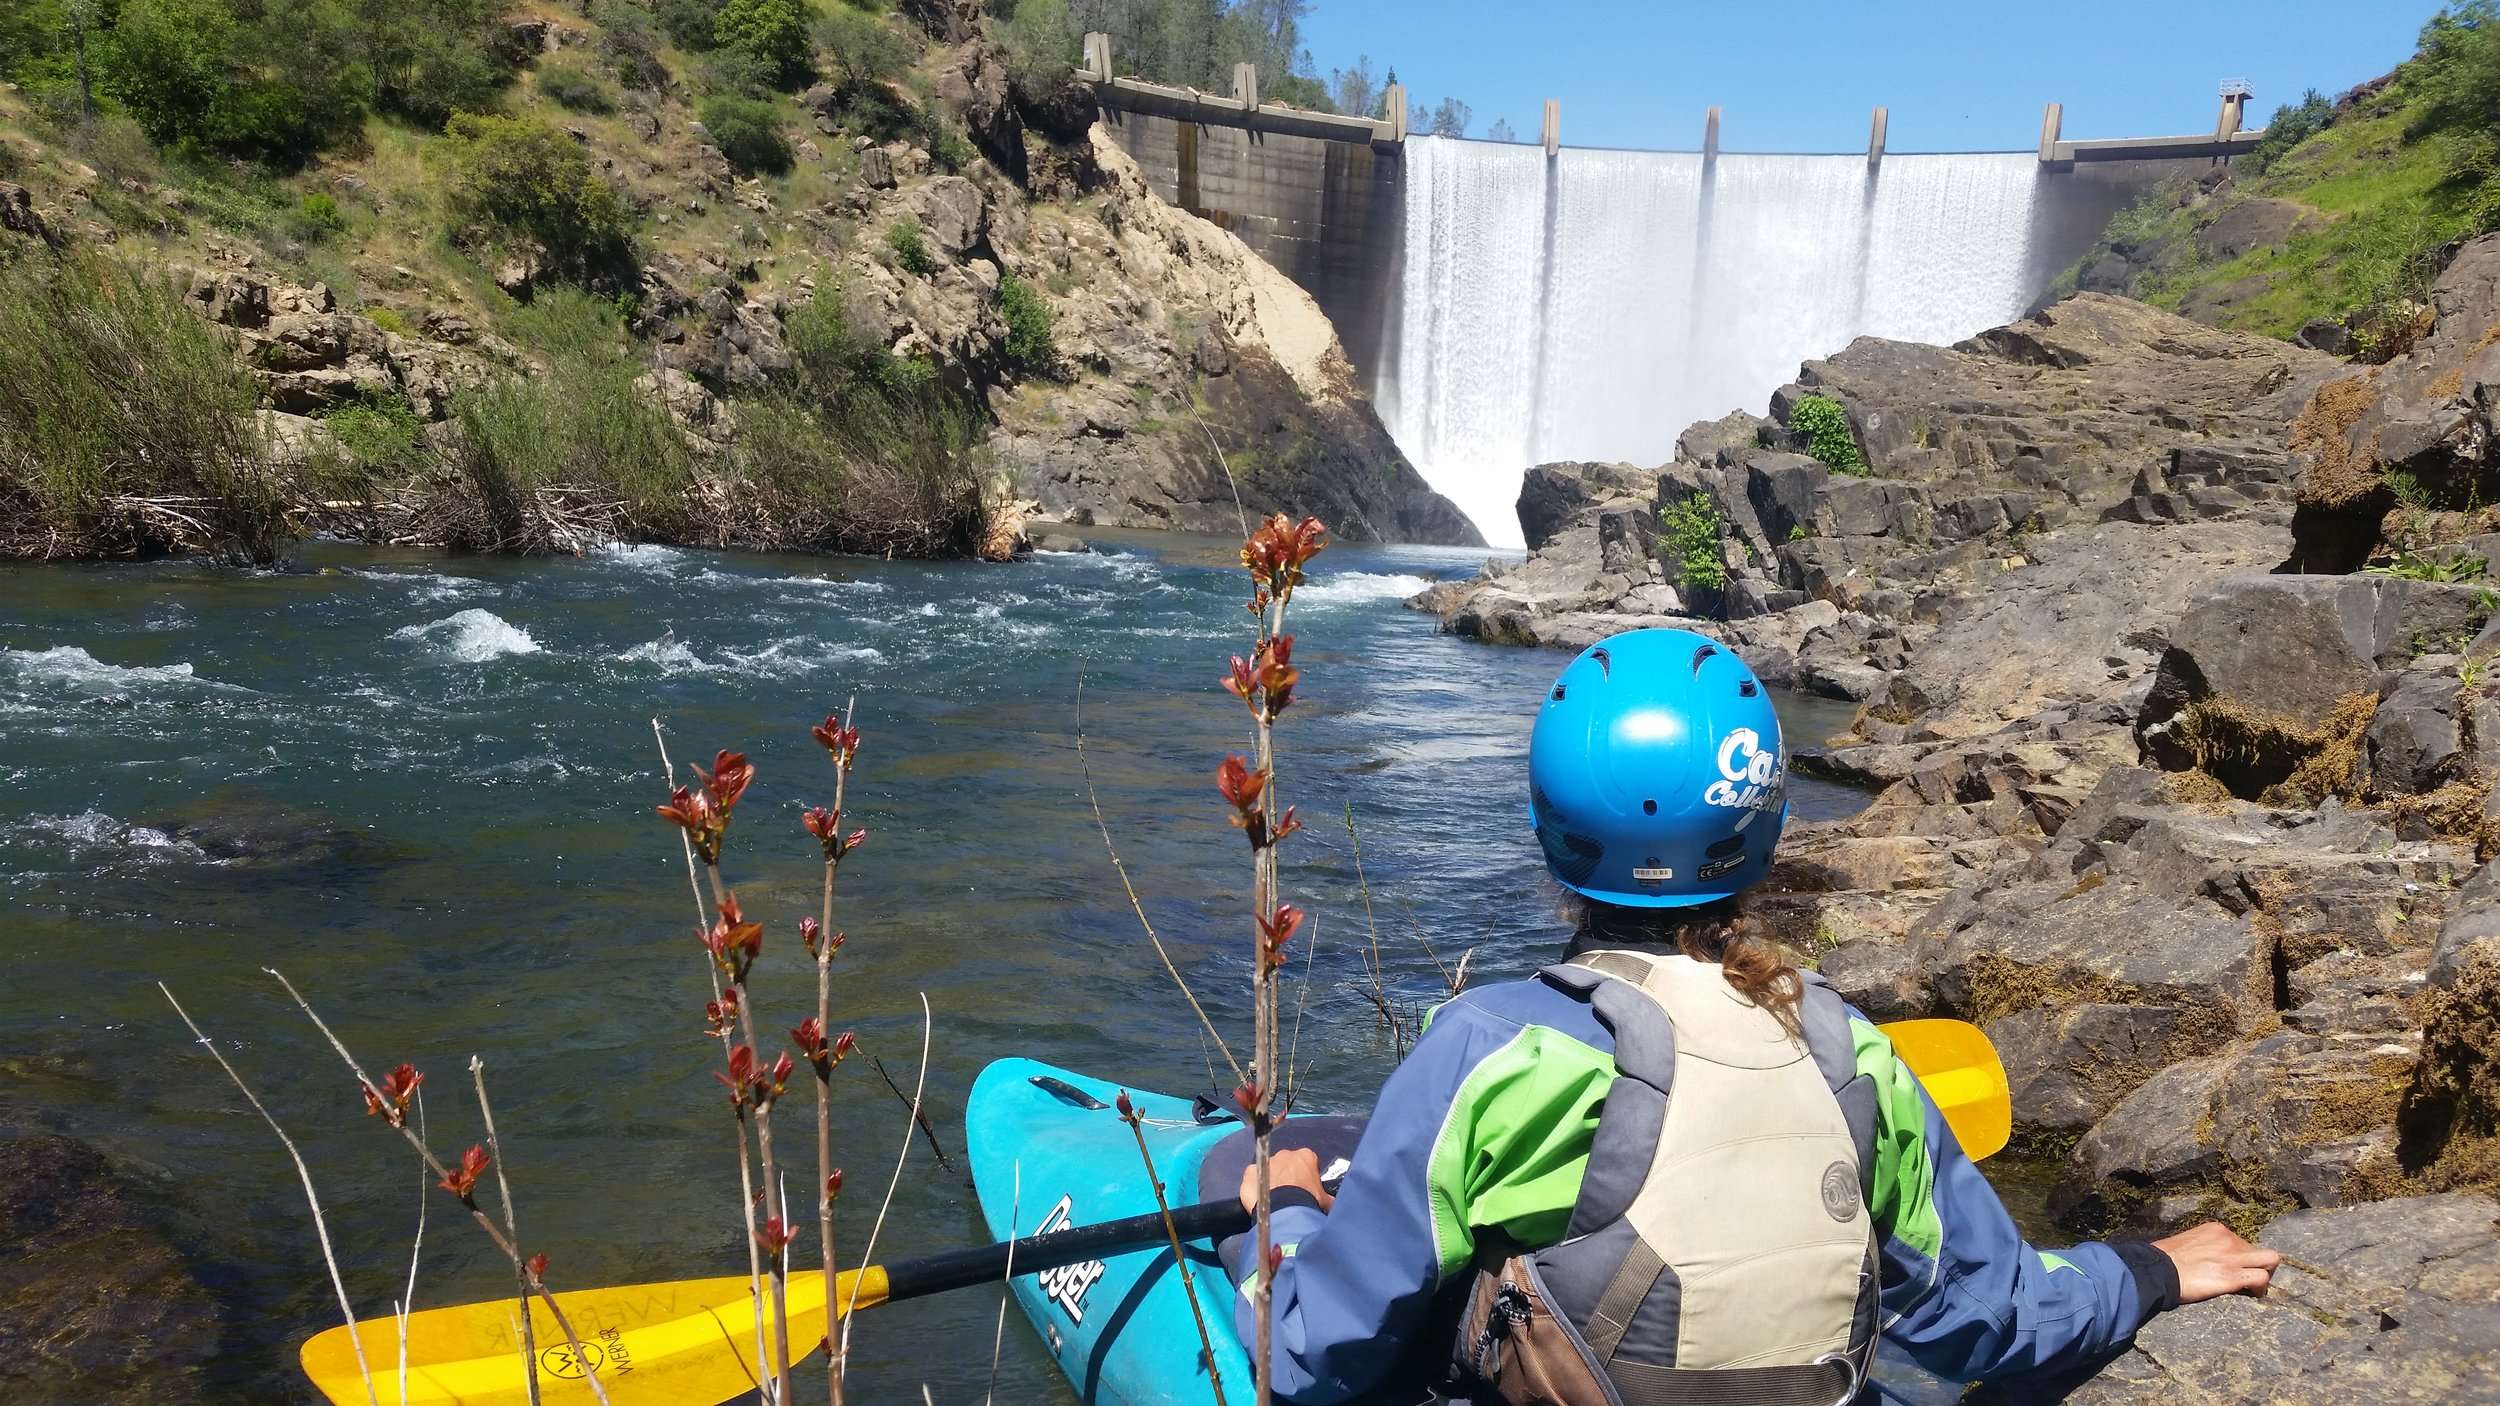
1228,995,1613,1404
1850,1016,2277,1382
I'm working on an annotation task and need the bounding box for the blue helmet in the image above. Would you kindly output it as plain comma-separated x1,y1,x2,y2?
1528,627,1788,909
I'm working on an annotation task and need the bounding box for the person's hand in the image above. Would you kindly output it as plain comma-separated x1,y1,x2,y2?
2153,1222,2281,1303
1238,1147,1334,1215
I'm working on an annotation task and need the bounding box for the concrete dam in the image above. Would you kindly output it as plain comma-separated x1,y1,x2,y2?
1091,49,2248,545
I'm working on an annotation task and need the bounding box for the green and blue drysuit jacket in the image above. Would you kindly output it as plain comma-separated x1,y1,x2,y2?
1232,970,2181,1403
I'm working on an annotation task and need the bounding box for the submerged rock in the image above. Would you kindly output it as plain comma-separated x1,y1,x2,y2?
0,1133,224,1404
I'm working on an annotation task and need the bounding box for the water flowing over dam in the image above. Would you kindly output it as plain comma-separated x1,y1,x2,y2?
1381,138,2050,546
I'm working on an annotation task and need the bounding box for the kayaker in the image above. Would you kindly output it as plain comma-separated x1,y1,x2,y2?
1224,626,2280,1405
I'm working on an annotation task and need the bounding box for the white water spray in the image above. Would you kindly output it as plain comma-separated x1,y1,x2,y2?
1384,138,2042,547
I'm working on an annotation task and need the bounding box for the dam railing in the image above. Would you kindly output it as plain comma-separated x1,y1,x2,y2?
1074,33,2267,168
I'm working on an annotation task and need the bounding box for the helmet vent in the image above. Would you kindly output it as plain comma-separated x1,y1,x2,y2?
1552,684,1565,701
1591,647,1612,679
1739,679,1759,698
1642,799,1657,815
1540,827,1605,886
1705,835,1747,859
1690,644,1718,675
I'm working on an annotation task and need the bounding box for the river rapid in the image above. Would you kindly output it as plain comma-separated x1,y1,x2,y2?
0,532,1872,1402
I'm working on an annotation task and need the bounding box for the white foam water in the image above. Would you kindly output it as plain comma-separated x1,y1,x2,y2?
1386,139,2043,547
1,645,214,692
392,609,543,663
8,810,216,868
1295,571,1435,606
612,634,883,677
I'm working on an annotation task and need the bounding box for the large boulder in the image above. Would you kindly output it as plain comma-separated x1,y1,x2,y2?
2016,1194,2500,1406
0,1133,225,1404
2287,232,2500,572
2137,573,2493,784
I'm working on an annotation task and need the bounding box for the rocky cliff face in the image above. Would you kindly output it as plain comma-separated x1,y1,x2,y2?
0,16,1476,554
988,131,1476,543
1413,242,2500,1388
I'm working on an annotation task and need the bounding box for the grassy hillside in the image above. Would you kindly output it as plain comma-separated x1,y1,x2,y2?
2064,1,2500,353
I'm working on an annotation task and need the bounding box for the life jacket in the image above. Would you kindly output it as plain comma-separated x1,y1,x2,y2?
1451,950,1882,1406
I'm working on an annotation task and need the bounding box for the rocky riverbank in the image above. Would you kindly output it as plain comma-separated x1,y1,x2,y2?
0,3,1476,562
1415,237,2500,1396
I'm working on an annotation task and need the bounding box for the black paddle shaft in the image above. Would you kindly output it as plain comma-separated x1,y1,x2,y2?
880,1198,1253,1303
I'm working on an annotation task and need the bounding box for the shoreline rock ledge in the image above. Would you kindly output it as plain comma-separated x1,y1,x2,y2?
1413,256,2500,1398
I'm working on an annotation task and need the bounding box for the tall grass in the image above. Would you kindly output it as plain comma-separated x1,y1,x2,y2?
0,252,291,562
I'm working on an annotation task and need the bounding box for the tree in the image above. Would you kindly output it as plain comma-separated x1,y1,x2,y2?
443,112,637,286
96,0,235,145
713,0,810,86
1427,95,1469,137
998,0,1075,97
1486,115,1516,143
1326,53,1373,118
1372,63,1394,119
814,5,911,96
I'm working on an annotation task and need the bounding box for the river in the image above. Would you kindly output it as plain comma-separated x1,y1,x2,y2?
0,531,1874,1402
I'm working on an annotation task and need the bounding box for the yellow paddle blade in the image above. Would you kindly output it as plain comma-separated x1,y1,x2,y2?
1883,1018,2012,1161
300,1265,888,1406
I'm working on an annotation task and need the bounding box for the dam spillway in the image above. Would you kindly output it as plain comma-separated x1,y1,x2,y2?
1380,138,2049,546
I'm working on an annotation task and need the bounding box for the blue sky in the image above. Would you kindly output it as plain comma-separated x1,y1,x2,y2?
1297,1,2441,153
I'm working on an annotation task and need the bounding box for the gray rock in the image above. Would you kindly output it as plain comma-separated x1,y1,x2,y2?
2140,573,2493,754
910,175,988,257
2030,1194,2500,1406
2364,660,2468,796
0,1133,225,1403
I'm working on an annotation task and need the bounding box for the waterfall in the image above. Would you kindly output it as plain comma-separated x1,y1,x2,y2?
1382,137,2043,548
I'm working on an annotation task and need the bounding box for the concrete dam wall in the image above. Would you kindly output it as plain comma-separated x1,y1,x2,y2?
1098,105,1404,384
1088,64,2248,545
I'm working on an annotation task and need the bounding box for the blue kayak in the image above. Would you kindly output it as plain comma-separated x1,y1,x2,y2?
970,1057,1367,1406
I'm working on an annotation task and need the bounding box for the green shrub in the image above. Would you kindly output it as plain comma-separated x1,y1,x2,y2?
0,254,289,562
787,276,865,381
917,101,977,172
313,397,428,496
713,0,811,85
2365,548,2488,582
884,214,936,275
656,0,723,50
288,192,349,243
998,270,1055,374
815,5,913,95
539,59,618,113
592,0,674,89
442,112,637,287
998,0,1075,97
506,285,631,360
699,94,793,174
2247,88,2333,174
1658,493,1725,596
375,11,514,130
1789,394,1868,475
2412,1,2500,139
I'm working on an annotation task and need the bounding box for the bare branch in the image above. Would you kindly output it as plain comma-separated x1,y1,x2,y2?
159,983,379,1406
840,993,930,1362
1077,669,1244,1082
470,1057,541,1406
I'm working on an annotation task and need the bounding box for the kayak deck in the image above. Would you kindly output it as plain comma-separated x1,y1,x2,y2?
968,1058,1252,1406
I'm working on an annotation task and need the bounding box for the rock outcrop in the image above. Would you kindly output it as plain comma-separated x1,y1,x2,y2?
990,131,1477,544
1410,249,2500,1387
1999,1194,2500,1405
